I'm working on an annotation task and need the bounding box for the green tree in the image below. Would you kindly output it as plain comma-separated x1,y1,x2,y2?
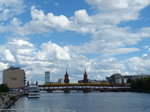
0,84,10,92
143,78,150,90
130,77,150,92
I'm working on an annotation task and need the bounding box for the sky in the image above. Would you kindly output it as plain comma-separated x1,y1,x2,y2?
0,0,150,84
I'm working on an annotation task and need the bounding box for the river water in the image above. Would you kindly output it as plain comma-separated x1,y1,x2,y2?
11,92,150,112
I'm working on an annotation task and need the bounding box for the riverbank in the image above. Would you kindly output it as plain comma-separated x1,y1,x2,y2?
0,92,23,109
131,90,150,93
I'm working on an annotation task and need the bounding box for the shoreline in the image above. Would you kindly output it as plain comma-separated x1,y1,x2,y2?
0,92,23,109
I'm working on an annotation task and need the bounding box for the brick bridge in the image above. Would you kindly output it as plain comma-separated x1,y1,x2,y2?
38,83,131,93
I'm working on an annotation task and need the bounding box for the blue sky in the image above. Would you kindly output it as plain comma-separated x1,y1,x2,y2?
0,0,150,84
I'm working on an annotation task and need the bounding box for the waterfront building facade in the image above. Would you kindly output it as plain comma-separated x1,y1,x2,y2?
106,73,150,84
3,67,26,88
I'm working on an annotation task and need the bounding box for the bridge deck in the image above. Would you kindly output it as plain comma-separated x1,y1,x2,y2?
38,83,131,92
39,83,130,87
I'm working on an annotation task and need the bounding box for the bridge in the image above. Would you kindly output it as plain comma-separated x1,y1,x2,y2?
39,83,131,93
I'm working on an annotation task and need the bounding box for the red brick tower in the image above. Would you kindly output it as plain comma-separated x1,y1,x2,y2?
64,69,69,83
83,69,89,83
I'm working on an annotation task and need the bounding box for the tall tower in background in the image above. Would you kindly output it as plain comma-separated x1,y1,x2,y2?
83,69,89,83
64,70,69,83
45,71,50,84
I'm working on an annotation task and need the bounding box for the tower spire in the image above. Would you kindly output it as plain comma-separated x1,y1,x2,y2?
83,68,88,83
64,69,69,83
65,68,68,75
84,68,87,75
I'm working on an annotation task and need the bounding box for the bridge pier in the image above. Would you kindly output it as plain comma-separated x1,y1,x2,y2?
83,88,92,93
64,88,70,93
47,90,52,93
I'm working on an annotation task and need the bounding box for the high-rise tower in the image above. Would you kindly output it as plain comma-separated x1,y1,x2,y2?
45,71,50,84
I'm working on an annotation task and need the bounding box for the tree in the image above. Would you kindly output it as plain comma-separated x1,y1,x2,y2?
129,77,150,92
0,84,10,92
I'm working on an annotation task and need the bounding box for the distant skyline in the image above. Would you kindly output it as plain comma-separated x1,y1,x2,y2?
0,0,150,84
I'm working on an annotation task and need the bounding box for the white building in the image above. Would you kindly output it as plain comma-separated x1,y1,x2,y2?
45,71,50,84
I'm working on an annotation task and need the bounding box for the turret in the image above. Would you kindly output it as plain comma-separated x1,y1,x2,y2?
64,69,69,83
83,69,88,83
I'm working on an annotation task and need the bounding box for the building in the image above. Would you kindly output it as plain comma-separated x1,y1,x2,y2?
106,73,123,84
58,78,64,83
45,71,50,84
64,70,69,83
78,70,89,83
106,73,150,84
3,66,26,88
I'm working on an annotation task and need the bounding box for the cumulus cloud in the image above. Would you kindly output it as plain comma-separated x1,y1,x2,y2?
125,53,150,74
0,0,24,21
0,62,8,71
0,38,128,83
3,49,16,62
68,26,142,55
0,39,95,83
0,46,16,62
37,41,71,60
87,57,125,79
7,1,149,56
73,9,92,23
0,0,150,83
10,6,95,35
67,3,150,55
0,39,36,67
0,37,149,83
85,0,150,22
19,6,71,35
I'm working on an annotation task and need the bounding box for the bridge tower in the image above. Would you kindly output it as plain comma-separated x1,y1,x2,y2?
64,69,70,83
83,69,91,92
64,69,70,93
83,69,89,83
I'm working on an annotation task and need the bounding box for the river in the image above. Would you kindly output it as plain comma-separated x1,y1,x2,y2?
11,92,150,112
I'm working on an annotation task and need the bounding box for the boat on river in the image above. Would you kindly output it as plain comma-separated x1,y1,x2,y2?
27,81,40,98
